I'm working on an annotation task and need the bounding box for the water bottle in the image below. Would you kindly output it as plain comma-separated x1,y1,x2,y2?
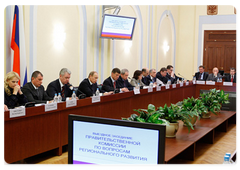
223,155,230,164
58,93,62,102
72,91,76,99
149,81,153,88
193,76,196,81
177,78,180,84
137,83,140,89
95,88,100,96
53,93,58,103
219,77,222,82
217,77,220,82
167,79,171,85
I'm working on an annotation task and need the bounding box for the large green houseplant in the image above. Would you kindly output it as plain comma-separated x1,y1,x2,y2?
209,88,230,105
122,104,169,125
158,104,195,134
176,97,208,126
199,90,222,118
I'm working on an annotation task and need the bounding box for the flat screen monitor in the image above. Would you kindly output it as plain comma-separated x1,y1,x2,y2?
68,115,165,164
100,14,136,40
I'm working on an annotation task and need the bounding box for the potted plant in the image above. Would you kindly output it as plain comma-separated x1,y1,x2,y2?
158,104,195,137
176,97,208,126
199,90,221,118
209,89,230,110
122,104,169,125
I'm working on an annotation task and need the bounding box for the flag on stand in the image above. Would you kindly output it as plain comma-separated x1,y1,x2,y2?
10,5,28,86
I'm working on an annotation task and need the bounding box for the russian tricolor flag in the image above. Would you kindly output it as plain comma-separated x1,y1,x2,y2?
11,5,27,86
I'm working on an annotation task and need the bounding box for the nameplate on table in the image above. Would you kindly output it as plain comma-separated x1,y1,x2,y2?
206,81,215,85
156,85,161,91
223,82,233,86
165,84,170,89
45,102,58,112
185,82,189,86
92,95,101,103
172,84,176,88
10,107,26,118
66,99,77,107
148,87,153,93
180,82,183,87
196,81,205,85
133,87,140,94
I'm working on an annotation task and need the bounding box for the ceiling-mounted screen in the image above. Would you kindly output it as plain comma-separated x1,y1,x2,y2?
100,14,136,40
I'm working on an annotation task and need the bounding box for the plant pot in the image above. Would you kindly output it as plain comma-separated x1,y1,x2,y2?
184,115,198,126
166,122,179,138
202,111,212,118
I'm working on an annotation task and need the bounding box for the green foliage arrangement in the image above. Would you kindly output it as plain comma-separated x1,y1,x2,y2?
122,104,169,125
158,104,194,132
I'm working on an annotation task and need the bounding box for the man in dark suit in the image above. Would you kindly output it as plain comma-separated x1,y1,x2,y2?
166,65,183,84
22,71,53,104
46,68,74,101
145,69,157,86
77,71,113,97
102,68,129,92
195,65,208,81
225,67,236,83
141,68,149,85
156,67,169,84
207,67,222,82
117,69,134,91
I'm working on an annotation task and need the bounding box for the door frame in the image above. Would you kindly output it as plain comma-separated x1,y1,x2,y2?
197,15,236,71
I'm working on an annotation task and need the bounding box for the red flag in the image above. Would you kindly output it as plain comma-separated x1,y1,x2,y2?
11,5,20,85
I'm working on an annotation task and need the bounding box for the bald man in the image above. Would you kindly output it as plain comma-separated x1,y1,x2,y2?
206,67,222,82
141,67,149,85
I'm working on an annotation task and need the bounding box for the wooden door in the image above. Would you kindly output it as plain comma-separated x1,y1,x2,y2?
203,30,236,74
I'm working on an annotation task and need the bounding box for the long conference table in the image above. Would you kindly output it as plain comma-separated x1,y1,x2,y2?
4,82,236,163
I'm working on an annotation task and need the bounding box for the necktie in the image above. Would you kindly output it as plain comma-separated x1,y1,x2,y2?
91,84,95,92
231,76,233,82
124,80,126,87
36,88,40,99
61,86,65,98
199,73,202,79
114,81,116,89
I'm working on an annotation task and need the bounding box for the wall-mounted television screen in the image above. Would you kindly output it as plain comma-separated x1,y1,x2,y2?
100,14,137,40
68,114,166,164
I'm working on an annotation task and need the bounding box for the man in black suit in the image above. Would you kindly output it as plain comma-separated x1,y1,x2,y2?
141,68,149,85
166,65,183,84
145,69,157,86
102,68,129,92
77,71,113,97
22,71,53,104
195,65,208,81
225,67,236,83
156,67,169,84
46,68,74,101
117,69,134,91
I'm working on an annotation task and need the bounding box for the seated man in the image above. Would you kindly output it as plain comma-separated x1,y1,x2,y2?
194,65,208,81
102,68,126,92
46,68,74,101
156,67,169,84
22,71,53,104
77,71,113,97
207,67,221,82
141,68,149,85
145,69,157,86
166,65,182,83
225,67,236,83
117,69,134,91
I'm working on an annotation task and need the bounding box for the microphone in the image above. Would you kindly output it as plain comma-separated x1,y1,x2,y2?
178,73,187,80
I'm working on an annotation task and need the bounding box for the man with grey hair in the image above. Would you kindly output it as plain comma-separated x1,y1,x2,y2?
145,69,157,86
116,68,134,91
46,68,74,101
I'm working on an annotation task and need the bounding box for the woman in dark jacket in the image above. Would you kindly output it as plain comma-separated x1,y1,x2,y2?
4,71,28,109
